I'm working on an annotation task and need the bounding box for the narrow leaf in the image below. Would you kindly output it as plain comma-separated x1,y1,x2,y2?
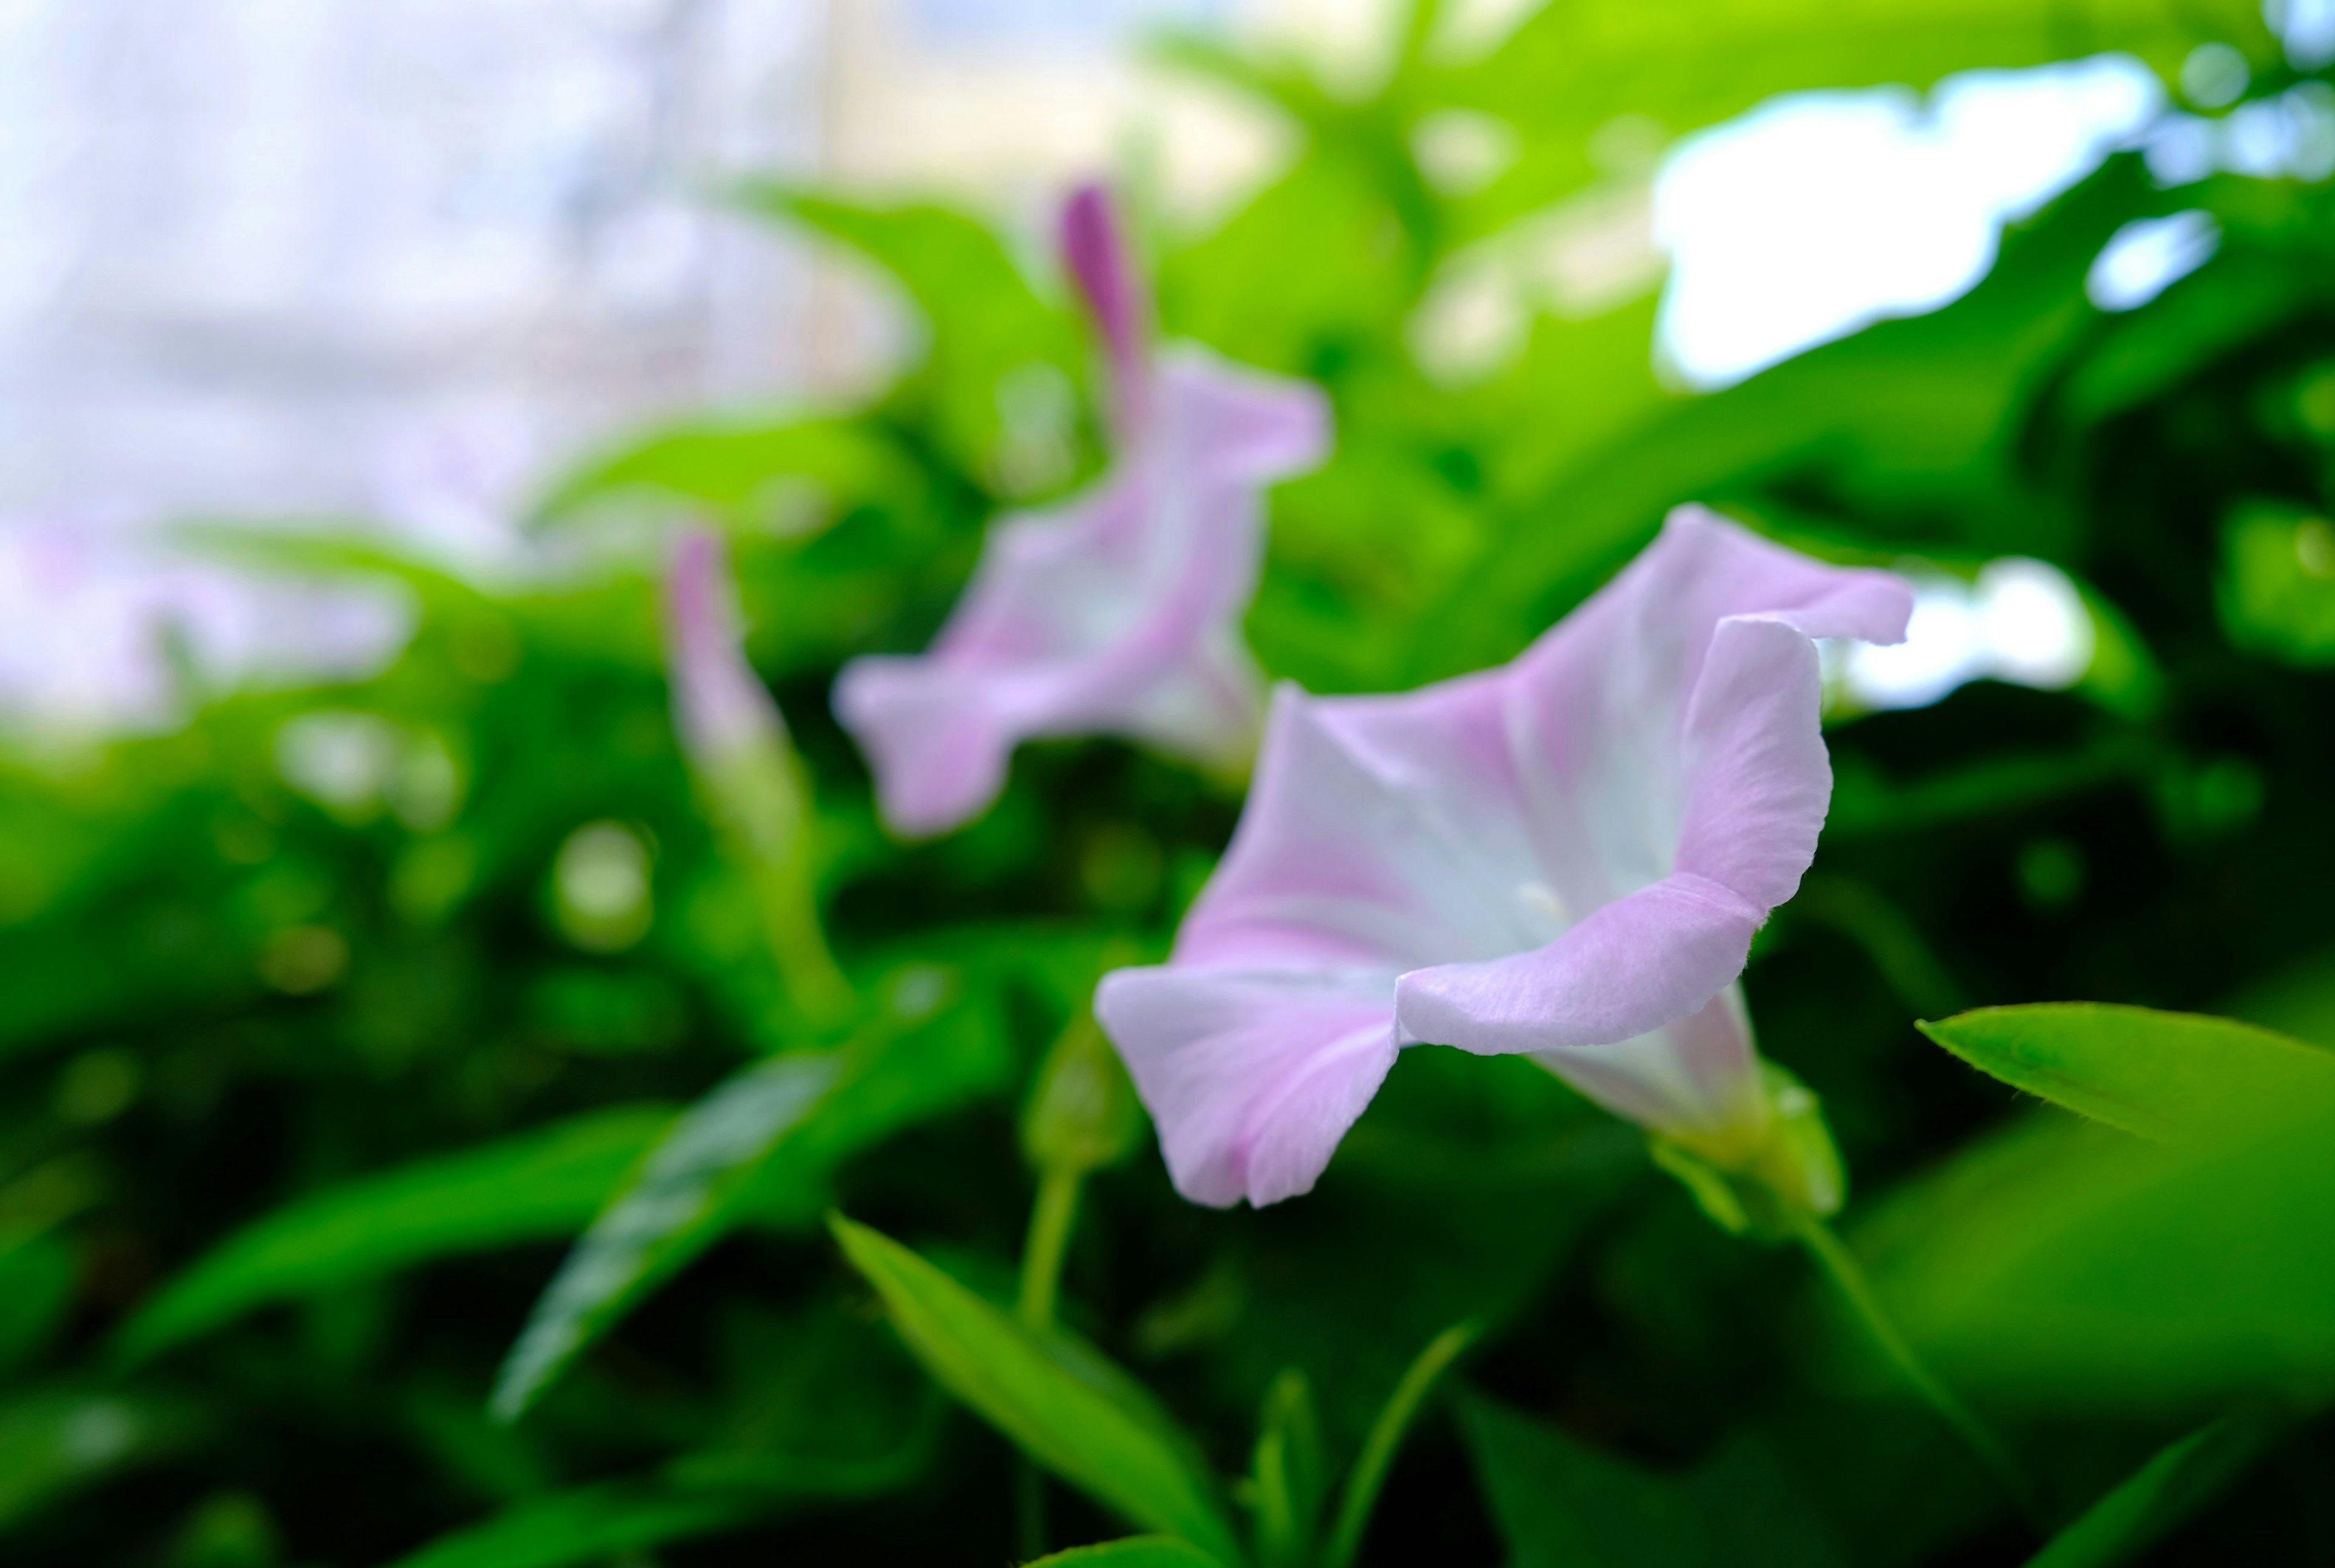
1917,1003,2335,1142
491,1054,845,1421
1322,1318,1479,1568
382,1480,766,1568
1250,1369,1325,1568
116,1106,675,1366
830,1214,1242,1565
2023,1418,2271,1568
1025,1539,1228,1568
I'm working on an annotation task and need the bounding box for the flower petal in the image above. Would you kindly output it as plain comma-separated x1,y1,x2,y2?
834,349,1325,837
1095,964,1399,1207
1500,505,1912,916
1175,682,1542,971
1528,984,1766,1138
1391,871,1762,1057
1670,613,1833,910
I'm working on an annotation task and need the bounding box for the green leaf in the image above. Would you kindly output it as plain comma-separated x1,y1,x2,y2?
116,1105,677,1366
1024,1539,1229,1568
490,1054,847,1421
494,969,1018,1421
829,1214,1242,1565
1859,1101,2335,1404
531,413,913,531
1323,1319,1479,1568
742,188,1085,480
1915,1003,2335,1143
1248,1369,1325,1568
2024,1418,2272,1568
0,1389,199,1531
1458,1393,1847,1568
381,1480,767,1568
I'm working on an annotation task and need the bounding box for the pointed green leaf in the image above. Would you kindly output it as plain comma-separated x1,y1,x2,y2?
829,1214,1241,1565
531,413,910,530
491,1053,846,1421
2024,1418,2272,1568
116,1105,677,1366
1025,1539,1228,1568
1249,1369,1325,1568
1323,1319,1479,1568
494,974,1017,1421
1458,1393,1847,1568
1916,1003,2335,1143
382,1480,766,1568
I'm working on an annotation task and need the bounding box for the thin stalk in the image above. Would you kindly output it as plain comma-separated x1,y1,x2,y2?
1793,1214,2047,1529
754,859,854,1028
1322,1320,1480,1568
1013,1164,1085,1561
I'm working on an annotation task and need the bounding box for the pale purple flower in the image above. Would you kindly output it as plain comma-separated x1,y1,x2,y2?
1095,508,1913,1208
834,184,1330,837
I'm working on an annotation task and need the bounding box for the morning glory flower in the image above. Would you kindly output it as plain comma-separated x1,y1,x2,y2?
1095,508,1913,1209
834,184,1331,837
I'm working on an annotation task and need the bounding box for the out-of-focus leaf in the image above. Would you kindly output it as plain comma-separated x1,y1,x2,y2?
382,1480,766,1568
2217,498,2335,666
1025,1539,1229,1568
0,1233,76,1377
1915,1003,2335,1143
1323,1319,1478,1568
1862,1102,2335,1405
1249,1370,1324,1568
830,1215,1243,1565
116,1105,677,1366
2022,1418,2272,1568
0,1389,199,1530
741,187,1085,481
490,1054,846,1422
1444,0,2268,236
1458,1392,1846,1567
494,968,1017,1420
530,414,914,533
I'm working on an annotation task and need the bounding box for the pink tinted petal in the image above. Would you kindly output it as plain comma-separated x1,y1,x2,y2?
1177,684,1543,971
1500,505,1911,917
835,350,1326,837
665,529,786,765
1061,184,1147,425
1095,964,1399,1207
1529,984,1765,1138
1391,871,1762,1055
1670,615,1833,910
829,658,1013,837
1153,348,1332,483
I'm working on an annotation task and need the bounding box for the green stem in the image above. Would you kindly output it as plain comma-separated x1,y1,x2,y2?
1322,1320,1480,1568
1012,1164,1085,1561
1017,1165,1084,1331
1793,1214,2046,1529
756,860,854,1028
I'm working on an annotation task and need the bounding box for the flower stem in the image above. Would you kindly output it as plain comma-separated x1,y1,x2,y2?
1792,1213,2046,1529
1013,1164,1085,1561
1017,1165,1084,1333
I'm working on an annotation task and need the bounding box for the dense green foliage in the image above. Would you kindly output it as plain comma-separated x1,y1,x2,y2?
13,0,2335,1561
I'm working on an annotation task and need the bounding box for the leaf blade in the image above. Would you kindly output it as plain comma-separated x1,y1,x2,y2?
830,1214,1241,1565
1917,1003,2335,1142
116,1105,676,1367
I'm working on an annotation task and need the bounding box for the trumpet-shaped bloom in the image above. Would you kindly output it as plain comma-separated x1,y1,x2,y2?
1096,508,1913,1208
835,185,1330,837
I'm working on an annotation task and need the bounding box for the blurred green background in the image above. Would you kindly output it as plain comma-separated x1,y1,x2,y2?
15,1,2335,1563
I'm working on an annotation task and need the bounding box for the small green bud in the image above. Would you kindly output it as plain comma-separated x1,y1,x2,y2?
1020,1015,1144,1175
